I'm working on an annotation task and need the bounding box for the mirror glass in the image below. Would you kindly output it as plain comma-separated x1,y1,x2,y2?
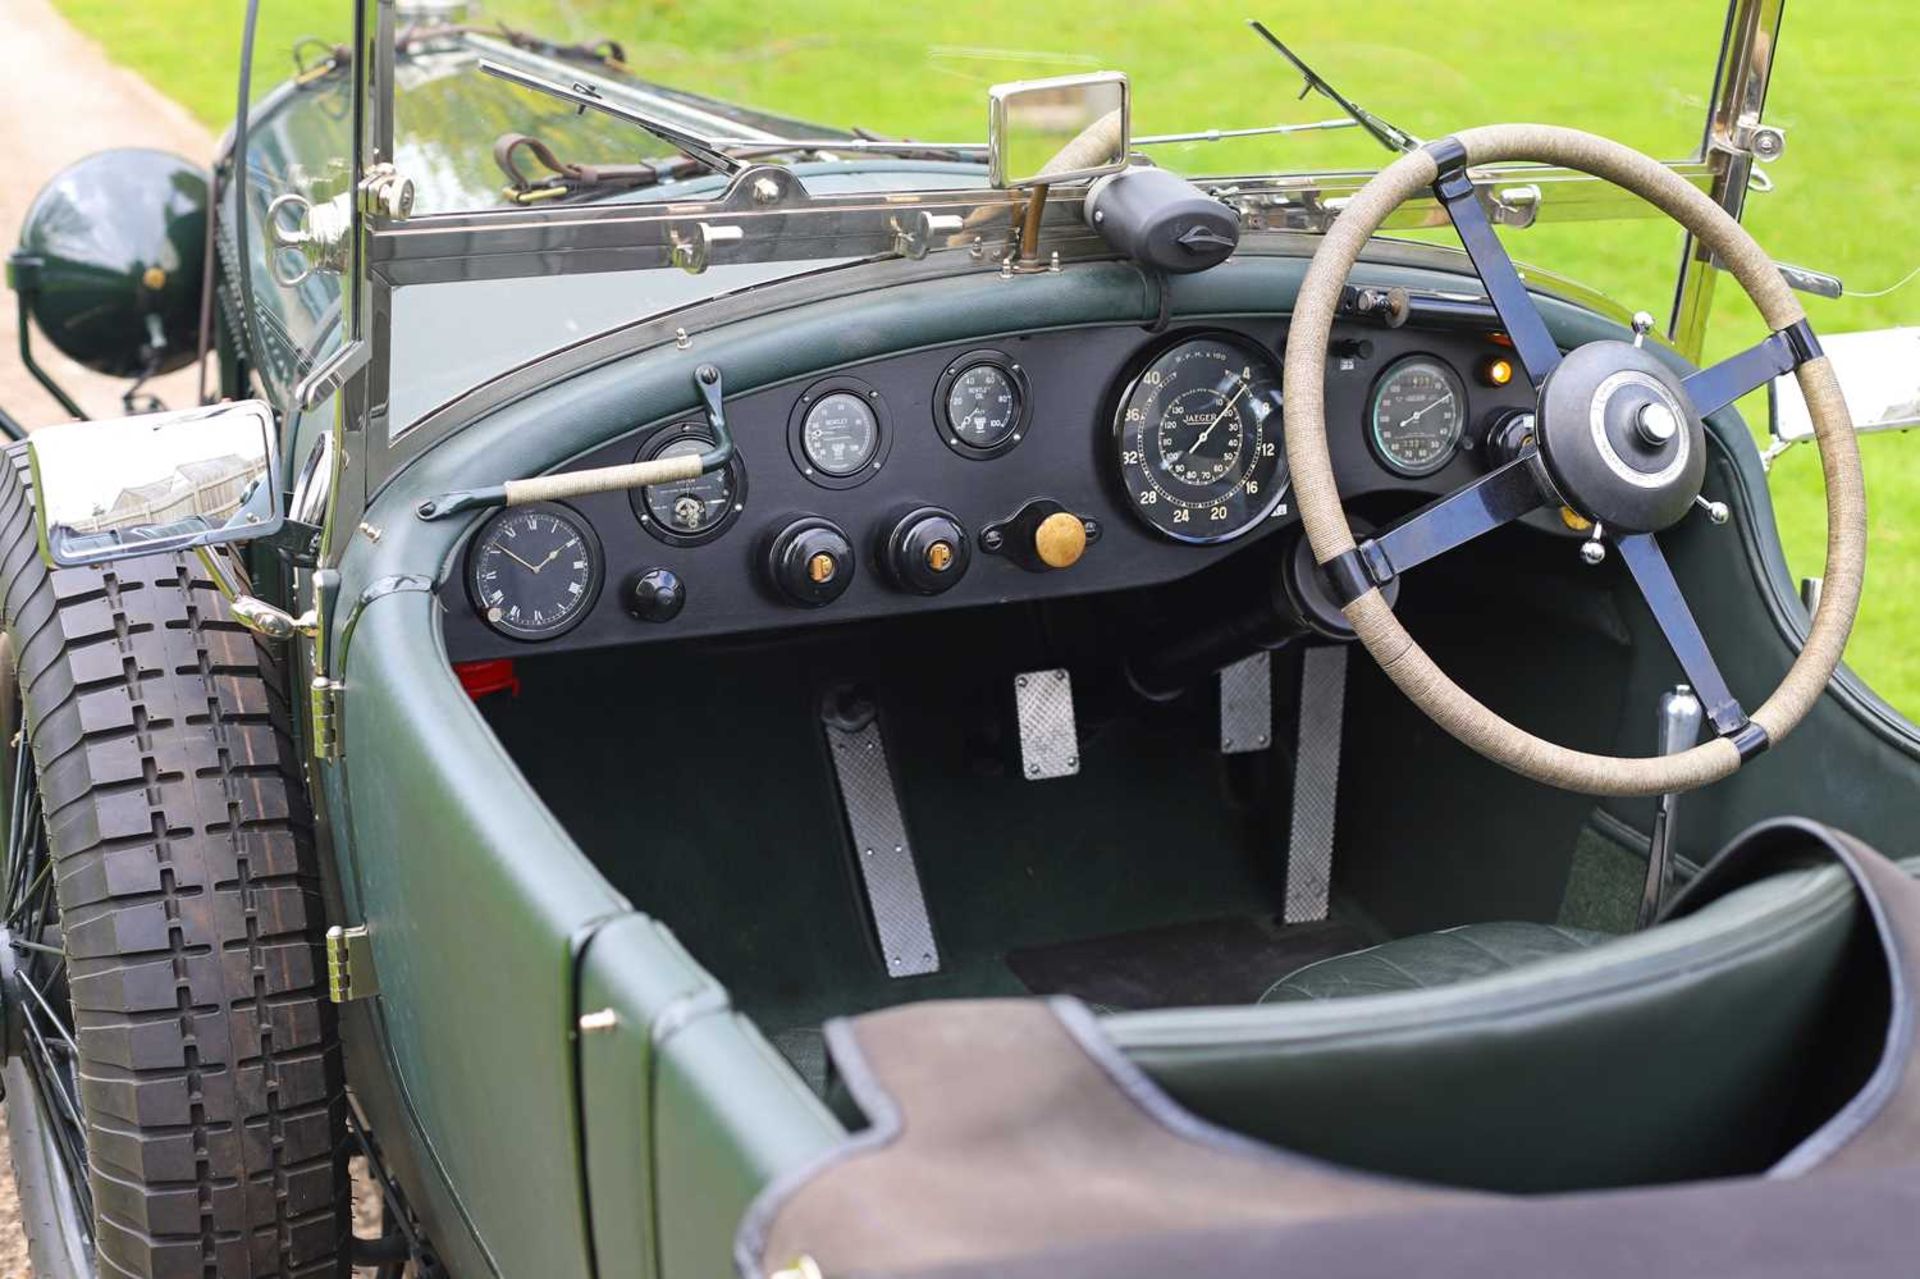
30,401,283,567
1771,327,1920,444
989,72,1130,188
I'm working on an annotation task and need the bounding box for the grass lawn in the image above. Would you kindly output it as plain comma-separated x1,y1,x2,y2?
55,0,1920,711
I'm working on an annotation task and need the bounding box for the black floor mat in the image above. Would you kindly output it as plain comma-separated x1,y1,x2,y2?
1006,914,1370,1010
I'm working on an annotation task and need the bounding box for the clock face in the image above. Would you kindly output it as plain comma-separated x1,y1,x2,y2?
466,504,602,641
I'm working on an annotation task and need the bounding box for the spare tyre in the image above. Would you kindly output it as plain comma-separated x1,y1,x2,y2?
0,448,346,1278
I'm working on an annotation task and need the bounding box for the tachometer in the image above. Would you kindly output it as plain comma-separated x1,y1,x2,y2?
467,503,603,641
1369,356,1467,478
1112,334,1287,543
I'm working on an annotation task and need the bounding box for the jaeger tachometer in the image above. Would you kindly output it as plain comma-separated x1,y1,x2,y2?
467,503,603,640
1113,334,1288,543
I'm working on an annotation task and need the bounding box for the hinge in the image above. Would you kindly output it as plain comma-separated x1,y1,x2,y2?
326,925,378,1003
310,677,344,761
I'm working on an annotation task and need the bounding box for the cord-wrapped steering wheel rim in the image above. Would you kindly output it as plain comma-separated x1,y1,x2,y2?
1281,123,1864,797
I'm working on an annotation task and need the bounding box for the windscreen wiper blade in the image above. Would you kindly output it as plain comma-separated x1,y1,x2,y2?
478,59,745,175
1246,20,1421,156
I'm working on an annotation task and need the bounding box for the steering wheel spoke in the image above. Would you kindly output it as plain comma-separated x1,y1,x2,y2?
1427,141,1563,389
1325,454,1548,602
1679,319,1823,418
1612,531,1756,746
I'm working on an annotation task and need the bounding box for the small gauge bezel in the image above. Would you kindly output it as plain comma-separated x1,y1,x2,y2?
787,376,892,490
1367,355,1469,479
465,501,605,643
933,349,1031,460
1109,329,1290,546
630,419,748,547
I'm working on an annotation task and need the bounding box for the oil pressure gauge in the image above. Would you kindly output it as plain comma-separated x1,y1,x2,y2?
936,350,1030,459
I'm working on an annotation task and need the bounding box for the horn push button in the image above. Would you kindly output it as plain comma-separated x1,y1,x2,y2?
1534,340,1705,533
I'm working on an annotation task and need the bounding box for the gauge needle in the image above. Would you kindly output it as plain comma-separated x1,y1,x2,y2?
1398,392,1455,430
499,547,543,572
529,548,562,573
1167,381,1249,465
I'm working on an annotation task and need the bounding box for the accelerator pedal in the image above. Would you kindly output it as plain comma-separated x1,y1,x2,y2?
1218,651,1274,754
1285,645,1349,924
821,688,940,978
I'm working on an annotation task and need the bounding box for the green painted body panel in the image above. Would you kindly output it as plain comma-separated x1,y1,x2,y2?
334,584,625,1278
312,249,1917,1276
577,917,840,1279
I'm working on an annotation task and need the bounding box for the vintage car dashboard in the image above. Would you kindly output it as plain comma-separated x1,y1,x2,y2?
439,315,1545,661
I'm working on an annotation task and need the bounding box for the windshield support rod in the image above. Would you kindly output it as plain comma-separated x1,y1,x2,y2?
478,60,744,175
1245,21,1420,156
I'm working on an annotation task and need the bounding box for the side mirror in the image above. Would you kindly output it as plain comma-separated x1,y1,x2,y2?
1770,327,1920,447
29,401,283,568
988,72,1130,188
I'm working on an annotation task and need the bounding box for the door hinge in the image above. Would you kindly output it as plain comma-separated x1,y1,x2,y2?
326,925,378,1003
310,676,344,761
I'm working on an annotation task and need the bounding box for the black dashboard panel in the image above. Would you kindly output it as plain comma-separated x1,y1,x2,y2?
440,318,1538,662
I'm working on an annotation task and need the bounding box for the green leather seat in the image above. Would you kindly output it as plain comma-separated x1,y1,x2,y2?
1106,857,1920,1194
1261,921,1611,1002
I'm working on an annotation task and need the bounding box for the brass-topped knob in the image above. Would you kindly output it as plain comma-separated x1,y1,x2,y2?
1034,511,1088,570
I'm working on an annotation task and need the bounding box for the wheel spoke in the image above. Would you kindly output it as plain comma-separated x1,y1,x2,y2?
1346,455,1549,592
1430,153,1563,388
1613,532,1747,736
15,968,79,1057
1679,321,1821,418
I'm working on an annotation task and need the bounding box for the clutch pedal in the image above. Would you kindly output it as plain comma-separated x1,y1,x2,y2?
821,688,940,978
1218,651,1273,754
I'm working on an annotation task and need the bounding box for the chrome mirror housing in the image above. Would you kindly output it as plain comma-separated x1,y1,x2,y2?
987,72,1131,188
1770,327,1920,448
29,400,283,568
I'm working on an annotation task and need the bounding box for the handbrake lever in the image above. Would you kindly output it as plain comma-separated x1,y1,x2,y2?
1638,684,1704,928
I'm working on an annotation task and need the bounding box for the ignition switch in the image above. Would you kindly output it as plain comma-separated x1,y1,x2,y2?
766,516,856,606
882,506,971,594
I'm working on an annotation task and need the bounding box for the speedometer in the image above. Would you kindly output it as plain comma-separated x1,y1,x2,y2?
1112,334,1288,543
1369,356,1466,477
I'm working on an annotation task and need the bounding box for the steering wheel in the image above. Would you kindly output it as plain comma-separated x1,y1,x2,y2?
1282,125,1864,797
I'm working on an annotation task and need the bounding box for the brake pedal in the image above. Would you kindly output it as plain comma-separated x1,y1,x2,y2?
821,689,940,978
1014,668,1081,780
1218,651,1273,754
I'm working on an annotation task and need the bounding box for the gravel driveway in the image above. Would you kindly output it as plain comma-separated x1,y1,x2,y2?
0,0,214,1271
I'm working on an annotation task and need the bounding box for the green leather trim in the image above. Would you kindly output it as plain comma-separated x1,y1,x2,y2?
1108,863,1876,1192
1261,922,1610,1002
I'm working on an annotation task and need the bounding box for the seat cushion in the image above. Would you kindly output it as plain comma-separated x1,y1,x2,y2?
1261,922,1610,1002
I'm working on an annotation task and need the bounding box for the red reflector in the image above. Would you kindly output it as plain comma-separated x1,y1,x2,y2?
455,659,520,700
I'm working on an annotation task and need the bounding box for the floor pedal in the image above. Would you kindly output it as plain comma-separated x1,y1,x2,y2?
1285,645,1348,924
1218,651,1273,754
821,690,940,978
1014,668,1080,780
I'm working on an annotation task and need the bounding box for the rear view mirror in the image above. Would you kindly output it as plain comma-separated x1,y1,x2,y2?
1770,327,1920,445
988,72,1130,188
30,401,283,568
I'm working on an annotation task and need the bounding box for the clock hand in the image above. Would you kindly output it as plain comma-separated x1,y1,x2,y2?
499,547,542,572
530,547,563,573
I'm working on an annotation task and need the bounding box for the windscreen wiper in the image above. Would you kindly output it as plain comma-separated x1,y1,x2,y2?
1246,20,1421,156
478,59,745,175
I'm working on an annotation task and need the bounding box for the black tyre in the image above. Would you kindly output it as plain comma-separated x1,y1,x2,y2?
0,453,346,1277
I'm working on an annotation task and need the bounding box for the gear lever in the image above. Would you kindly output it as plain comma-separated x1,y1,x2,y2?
1638,684,1704,928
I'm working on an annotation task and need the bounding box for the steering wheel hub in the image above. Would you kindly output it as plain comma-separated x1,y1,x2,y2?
1536,341,1705,533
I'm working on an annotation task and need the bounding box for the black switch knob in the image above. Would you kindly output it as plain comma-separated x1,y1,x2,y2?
626,568,686,622
883,506,970,595
766,516,855,607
